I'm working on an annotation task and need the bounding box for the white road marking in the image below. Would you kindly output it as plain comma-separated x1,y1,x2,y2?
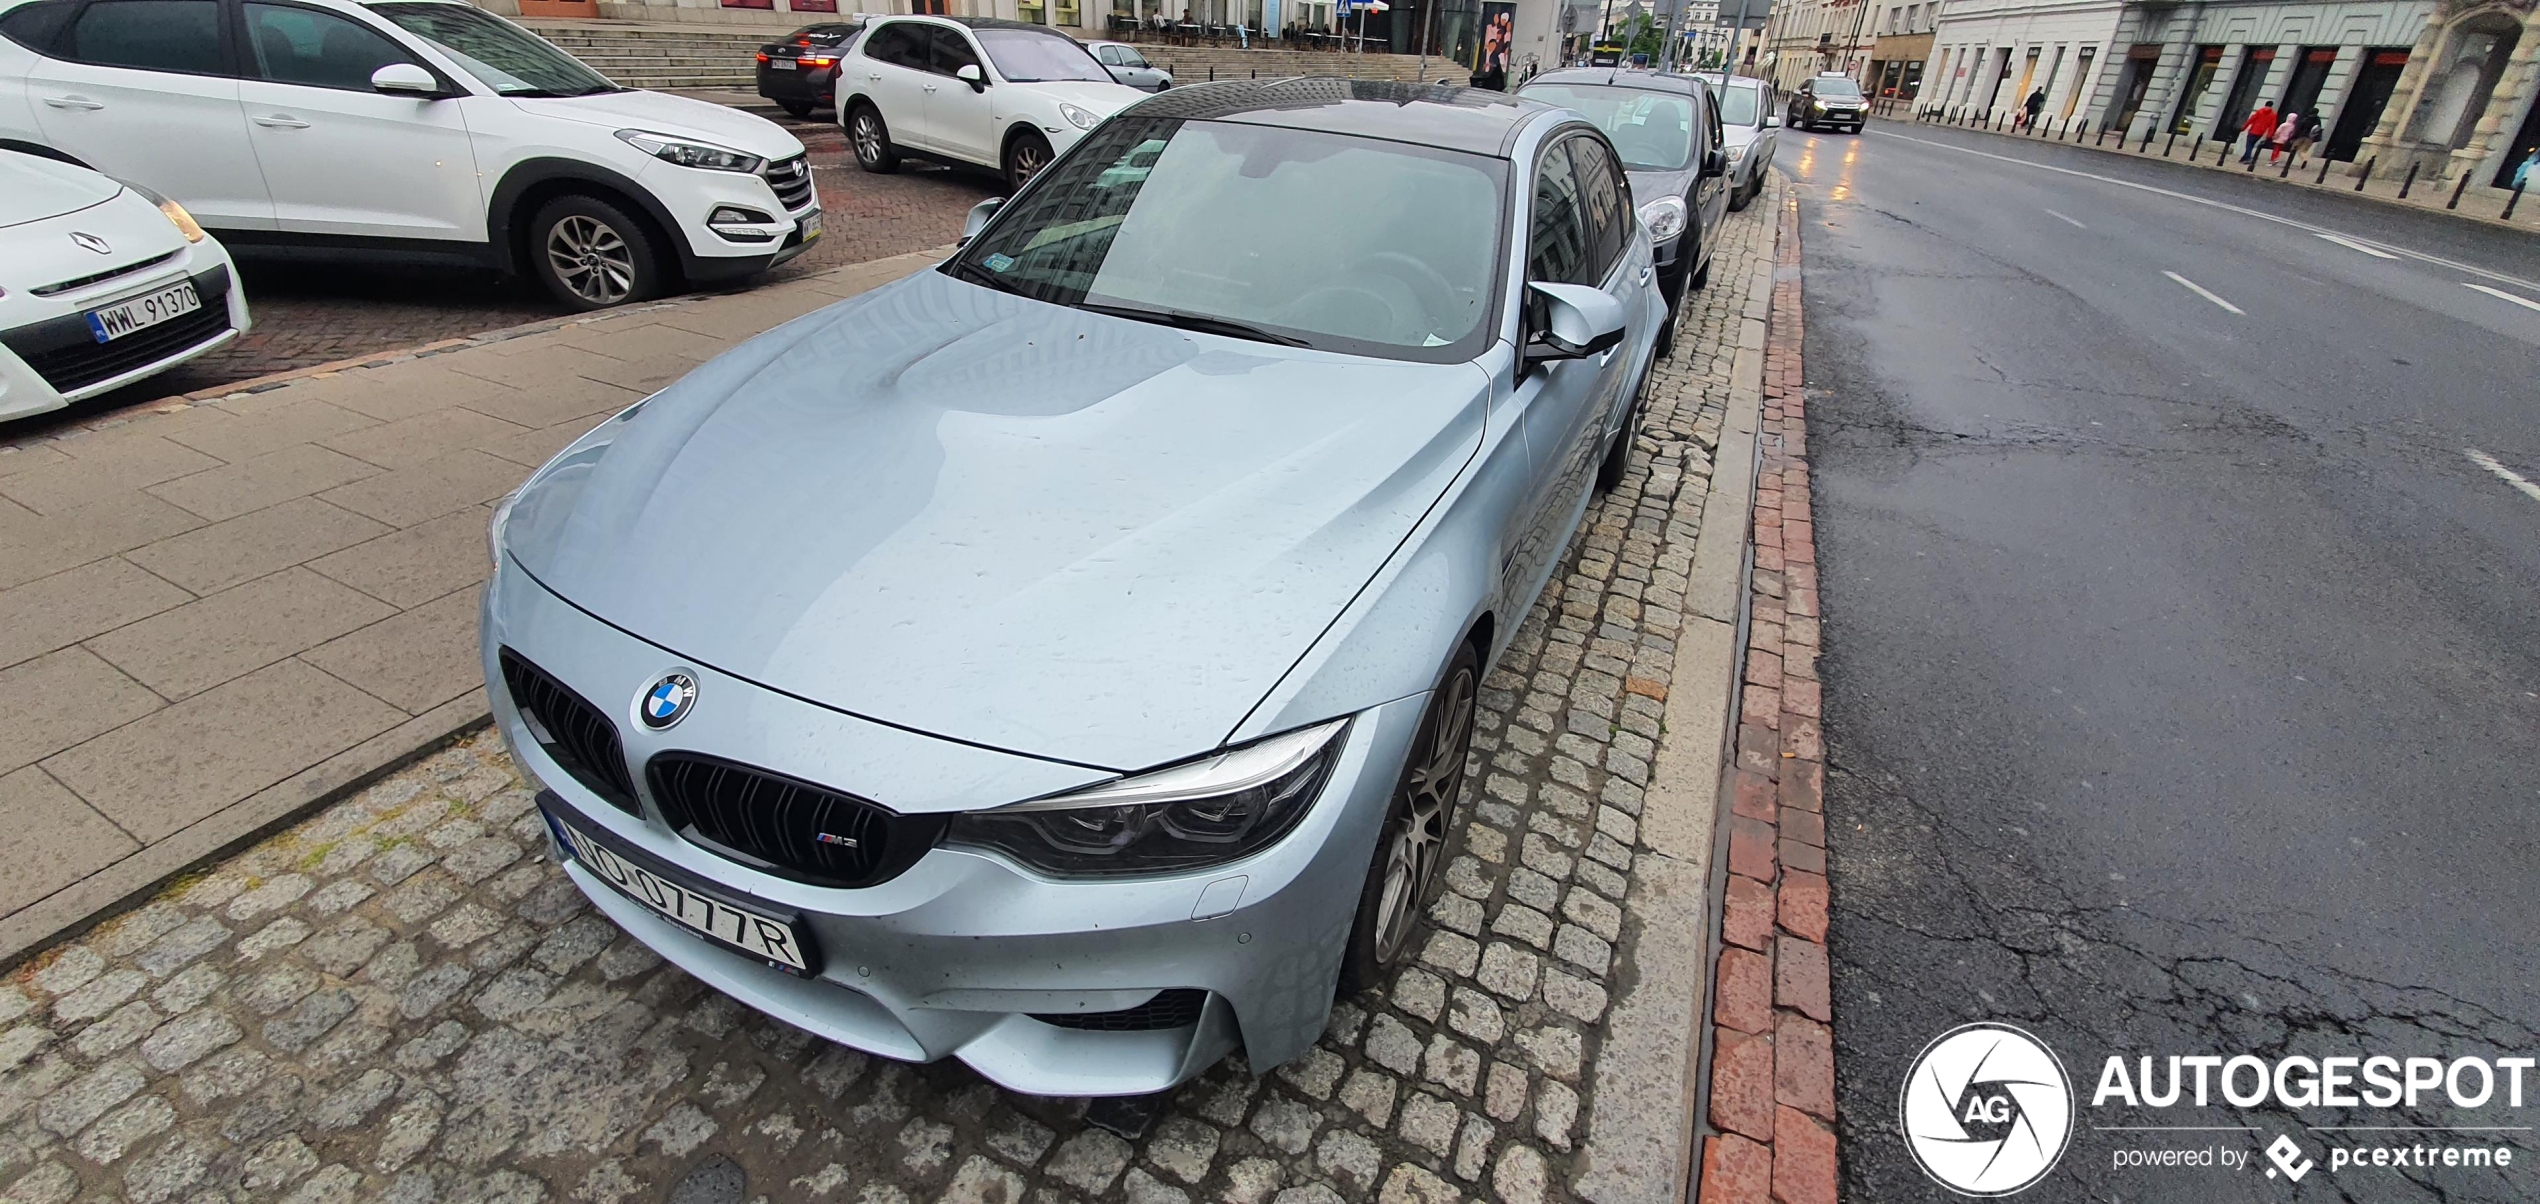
2466,448,2540,504
2316,232,2399,259
2464,283,2540,313
2044,208,2087,228
2163,271,2244,314
1869,129,2540,295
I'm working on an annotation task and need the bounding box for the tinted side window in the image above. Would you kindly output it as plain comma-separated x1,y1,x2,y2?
866,23,924,69
928,27,977,76
0,0,76,52
244,4,415,90
63,0,223,74
1526,138,1592,288
1568,135,1628,279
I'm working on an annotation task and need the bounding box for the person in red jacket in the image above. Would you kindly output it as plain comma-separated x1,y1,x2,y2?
2240,100,2279,164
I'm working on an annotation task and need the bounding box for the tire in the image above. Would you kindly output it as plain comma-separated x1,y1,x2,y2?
1336,642,1481,995
849,103,900,173
779,99,813,119
528,194,661,312
1004,130,1054,191
1691,254,1711,292
1728,177,1752,212
1595,352,1651,493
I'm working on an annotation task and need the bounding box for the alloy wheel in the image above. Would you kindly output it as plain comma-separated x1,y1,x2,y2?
853,113,884,165
546,215,633,306
1010,139,1051,184
1371,663,1476,962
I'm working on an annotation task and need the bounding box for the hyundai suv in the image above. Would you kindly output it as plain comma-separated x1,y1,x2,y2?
0,0,820,310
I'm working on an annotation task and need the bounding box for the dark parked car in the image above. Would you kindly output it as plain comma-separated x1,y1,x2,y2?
757,21,866,118
1519,68,1728,353
1785,73,1866,133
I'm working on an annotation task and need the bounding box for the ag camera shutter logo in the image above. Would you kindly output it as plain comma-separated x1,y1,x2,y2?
1899,1022,2075,1196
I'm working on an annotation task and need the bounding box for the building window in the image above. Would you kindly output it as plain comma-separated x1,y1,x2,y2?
1053,0,1078,22
1018,0,1044,20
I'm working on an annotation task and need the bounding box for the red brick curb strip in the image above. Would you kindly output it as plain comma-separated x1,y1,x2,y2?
1696,193,1839,1204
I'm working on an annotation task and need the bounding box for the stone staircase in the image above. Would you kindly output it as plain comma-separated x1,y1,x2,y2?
520,19,1443,91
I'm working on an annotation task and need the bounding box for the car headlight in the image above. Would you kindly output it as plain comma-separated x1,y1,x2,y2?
120,181,207,243
947,719,1348,876
1638,195,1687,243
615,129,765,173
1058,102,1102,131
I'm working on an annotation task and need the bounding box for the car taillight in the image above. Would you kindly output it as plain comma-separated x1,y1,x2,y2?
796,37,811,45
756,51,770,62
806,56,834,66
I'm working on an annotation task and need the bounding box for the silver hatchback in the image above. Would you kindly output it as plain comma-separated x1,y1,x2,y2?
482,79,1665,1096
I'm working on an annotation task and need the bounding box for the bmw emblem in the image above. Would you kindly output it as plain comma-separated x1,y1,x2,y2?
639,672,697,730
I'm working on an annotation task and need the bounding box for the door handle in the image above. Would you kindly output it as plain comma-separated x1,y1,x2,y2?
922,83,938,93
42,95,104,110
1637,265,1653,286
253,114,311,128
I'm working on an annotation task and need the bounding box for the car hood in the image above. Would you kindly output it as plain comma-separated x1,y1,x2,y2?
0,152,120,229
1,190,188,294
508,88,806,160
1006,77,1148,115
504,269,1488,771
1720,123,1761,152
1627,166,1695,208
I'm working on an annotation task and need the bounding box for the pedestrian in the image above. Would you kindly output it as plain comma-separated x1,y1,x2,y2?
2519,150,2536,191
2240,99,2278,164
2269,110,2299,162
2022,86,2045,130
2282,111,2319,163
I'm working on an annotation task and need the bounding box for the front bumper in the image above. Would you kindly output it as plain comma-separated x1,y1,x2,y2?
639,157,822,286
482,557,1418,1095
0,254,251,423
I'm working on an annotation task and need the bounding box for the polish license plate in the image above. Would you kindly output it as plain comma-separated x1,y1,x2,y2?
86,282,200,343
771,58,796,69
799,211,822,242
544,799,818,976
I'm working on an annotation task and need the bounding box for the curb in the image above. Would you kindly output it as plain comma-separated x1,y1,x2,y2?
1694,188,1841,1204
1882,113,2537,235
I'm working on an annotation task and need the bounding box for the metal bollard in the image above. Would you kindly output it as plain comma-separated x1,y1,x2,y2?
1209,65,1216,81
2355,155,2374,191
2505,179,2528,221
2398,161,2417,199
2315,155,2332,185
2141,125,2155,153
2447,169,2472,210
2246,144,2259,171
2097,124,2109,146
2280,150,2294,178
2218,139,2232,166
2164,132,2177,157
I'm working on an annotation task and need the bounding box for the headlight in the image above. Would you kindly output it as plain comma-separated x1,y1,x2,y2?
1058,102,1102,131
947,719,1348,876
120,181,207,243
1638,195,1687,243
615,129,765,173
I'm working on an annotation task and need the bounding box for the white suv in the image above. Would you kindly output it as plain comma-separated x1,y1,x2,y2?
0,0,820,310
840,17,1143,190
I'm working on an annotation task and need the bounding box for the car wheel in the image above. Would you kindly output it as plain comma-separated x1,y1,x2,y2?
850,104,900,173
779,99,813,119
1004,130,1054,191
1728,175,1752,212
1337,642,1480,994
530,194,659,312
1691,254,1712,292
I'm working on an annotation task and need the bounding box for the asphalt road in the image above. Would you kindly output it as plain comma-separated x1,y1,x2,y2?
1782,123,2540,1202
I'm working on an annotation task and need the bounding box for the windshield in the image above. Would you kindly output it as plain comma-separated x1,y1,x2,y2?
977,28,1107,82
1712,81,1761,125
1521,83,1695,171
371,3,617,96
951,117,1507,362
1812,77,1862,99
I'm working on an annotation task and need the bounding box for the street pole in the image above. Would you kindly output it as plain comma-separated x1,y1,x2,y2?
1722,0,1750,77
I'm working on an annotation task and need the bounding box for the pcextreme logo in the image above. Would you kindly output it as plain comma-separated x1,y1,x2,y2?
1898,1022,2076,1196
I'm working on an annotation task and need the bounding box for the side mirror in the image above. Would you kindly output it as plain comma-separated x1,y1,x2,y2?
959,196,1003,246
371,62,443,98
1524,281,1628,364
1763,113,1780,128
1702,148,1726,177
955,63,986,90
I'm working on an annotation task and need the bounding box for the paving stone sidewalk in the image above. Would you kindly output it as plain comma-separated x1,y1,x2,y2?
0,248,949,969
0,184,1782,1204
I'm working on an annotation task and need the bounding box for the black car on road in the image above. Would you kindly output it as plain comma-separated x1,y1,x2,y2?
757,21,865,119
1785,73,1866,133
1519,68,1728,352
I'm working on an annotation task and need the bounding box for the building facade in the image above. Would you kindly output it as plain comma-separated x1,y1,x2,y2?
1918,0,2536,196
1760,0,1889,87
1867,0,1936,96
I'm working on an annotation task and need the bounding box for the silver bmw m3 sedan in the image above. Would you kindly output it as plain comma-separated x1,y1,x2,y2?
482,78,1667,1097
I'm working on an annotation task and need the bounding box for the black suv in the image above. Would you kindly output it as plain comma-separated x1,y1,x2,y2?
1785,74,1866,133
757,21,865,119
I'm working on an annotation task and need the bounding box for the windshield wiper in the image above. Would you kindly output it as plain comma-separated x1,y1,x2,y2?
1076,302,1311,348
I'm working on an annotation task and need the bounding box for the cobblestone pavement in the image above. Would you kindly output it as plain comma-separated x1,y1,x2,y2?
46,116,997,437
0,181,1778,1204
